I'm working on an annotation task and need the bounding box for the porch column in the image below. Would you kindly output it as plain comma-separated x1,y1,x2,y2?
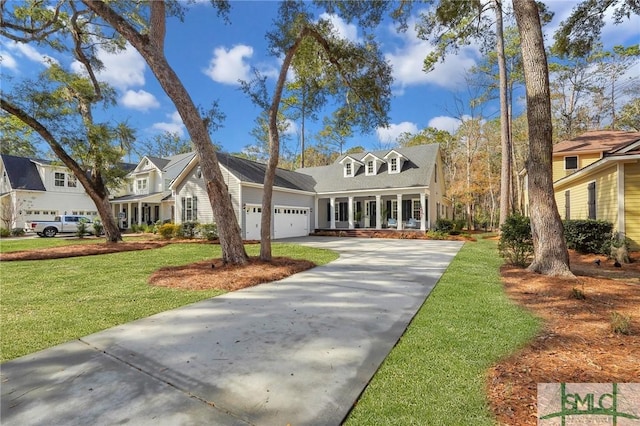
420,192,427,231
330,197,336,229
137,201,143,225
375,195,382,230
127,202,132,229
348,196,354,229
314,197,319,232
397,194,403,230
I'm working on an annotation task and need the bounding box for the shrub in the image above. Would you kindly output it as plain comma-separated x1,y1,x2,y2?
130,224,140,233
499,214,533,267
197,223,218,240
158,223,179,240
0,228,10,238
143,224,155,233
453,219,466,232
76,220,90,238
426,230,448,240
10,228,25,237
434,218,454,233
611,312,632,335
177,221,199,238
563,219,613,254
93,219,104,236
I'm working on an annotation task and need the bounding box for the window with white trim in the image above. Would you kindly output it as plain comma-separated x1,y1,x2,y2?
136,178,148,192
390,157,398,173
67,174,77,187
54,172,65,187
345,162,353,177
367,160,374,175
565,156,578,170
412,199,421,219
181,196,198,221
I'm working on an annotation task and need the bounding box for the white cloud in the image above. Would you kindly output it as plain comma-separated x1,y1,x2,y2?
71,43,146,90
376,122,419,143
120,90,160,111
7,41,58,67
152,111,185,137
428,116,463,133
284,119,298,135
384,19,478,91
203,44,253,85
0,51,19,71
319,13,359,43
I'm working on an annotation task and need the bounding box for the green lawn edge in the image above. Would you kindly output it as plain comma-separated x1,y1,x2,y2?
0,242,338,362
344,238,542,425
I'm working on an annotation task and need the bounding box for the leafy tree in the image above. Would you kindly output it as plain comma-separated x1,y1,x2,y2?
617,98,640,131
0,113,39,157
138,132,194,158
82,0,249,265
1,3,138,242
242,1,394,261
315,112,353,155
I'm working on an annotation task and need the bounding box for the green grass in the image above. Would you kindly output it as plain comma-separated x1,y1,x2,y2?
0,235,151,253
0,242,337,362
344,238,541,426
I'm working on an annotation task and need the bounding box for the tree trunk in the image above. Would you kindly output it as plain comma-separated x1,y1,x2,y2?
513,0,573,277
84,0,248,264
1,98,123,242
495,0,512,228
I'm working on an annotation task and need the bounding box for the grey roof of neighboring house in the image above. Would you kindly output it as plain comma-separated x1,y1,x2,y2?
297,144,440,193
162,152,196,182
1,154,46,191
146,156,171,170
217,152,317,193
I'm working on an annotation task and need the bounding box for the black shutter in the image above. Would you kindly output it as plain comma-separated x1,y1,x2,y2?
403,200,411,221
327,202,331,222
386,200,391,219
194,196,198,221
588,182,596,219
181,197,185,222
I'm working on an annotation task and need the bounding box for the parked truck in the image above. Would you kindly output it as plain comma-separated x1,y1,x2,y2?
25,215,95,237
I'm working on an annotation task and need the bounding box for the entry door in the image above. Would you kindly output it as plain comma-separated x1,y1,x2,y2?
366,201,376,228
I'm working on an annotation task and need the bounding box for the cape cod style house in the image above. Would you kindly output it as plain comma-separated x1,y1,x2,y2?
171,144,450,240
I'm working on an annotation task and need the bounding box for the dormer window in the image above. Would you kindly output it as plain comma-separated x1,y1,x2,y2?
339,155,363,178
346,163,353,177
367,160,374,174
383,149,406,175
390,158,398,172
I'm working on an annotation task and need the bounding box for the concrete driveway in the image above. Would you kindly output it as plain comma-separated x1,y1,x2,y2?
1,237,463,426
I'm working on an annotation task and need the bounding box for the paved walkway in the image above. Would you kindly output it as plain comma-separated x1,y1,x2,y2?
1,237,463,426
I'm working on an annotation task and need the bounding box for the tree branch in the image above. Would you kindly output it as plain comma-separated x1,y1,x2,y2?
149,1,166,51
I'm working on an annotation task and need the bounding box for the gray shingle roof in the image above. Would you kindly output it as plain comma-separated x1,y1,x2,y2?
297,144,439,193
217,152,317,193
1,154,46,191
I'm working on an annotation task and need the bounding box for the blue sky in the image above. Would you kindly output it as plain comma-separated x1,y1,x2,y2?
1,1,639,159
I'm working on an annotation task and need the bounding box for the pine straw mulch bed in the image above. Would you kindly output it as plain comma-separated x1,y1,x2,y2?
487,250,640,425
0,240,172,261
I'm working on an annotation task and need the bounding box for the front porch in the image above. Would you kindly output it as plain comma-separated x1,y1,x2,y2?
314,191,434,232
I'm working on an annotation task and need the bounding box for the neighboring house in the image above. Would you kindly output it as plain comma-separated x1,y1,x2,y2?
0,154,101,230
526,130,640,250
110,152,195,228
171,144,450,240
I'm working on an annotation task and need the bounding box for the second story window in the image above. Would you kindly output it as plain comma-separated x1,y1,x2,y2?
345,162,352,177
565,156,578,170
136,179,148,192
390,158,398,172
67,174,77,187
54,172,65,187
367,161,374,175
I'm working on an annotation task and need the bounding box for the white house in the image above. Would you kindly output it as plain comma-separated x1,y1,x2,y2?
109,152,195,228
0,154,103,230
171,144,450,240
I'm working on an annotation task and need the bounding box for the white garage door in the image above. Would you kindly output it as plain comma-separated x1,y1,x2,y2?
274,206,310,239
245,205,262,240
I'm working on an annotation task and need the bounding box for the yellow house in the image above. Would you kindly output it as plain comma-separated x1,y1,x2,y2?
552,130,640,250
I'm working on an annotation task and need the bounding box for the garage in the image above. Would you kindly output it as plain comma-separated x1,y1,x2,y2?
274,206,310,239
244,205,310,240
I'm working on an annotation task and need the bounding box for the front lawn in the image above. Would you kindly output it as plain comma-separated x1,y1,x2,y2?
0,234,150,253
344,238,541,425
0,243,337,362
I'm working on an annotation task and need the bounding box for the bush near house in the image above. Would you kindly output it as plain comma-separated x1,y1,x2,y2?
177,221,199,238
158,223,179,240
498,214,534,267
1,228,11,238
197,223,218,241
563,219,613,254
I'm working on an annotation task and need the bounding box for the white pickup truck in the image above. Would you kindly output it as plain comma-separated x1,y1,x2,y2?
25,215,95,238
